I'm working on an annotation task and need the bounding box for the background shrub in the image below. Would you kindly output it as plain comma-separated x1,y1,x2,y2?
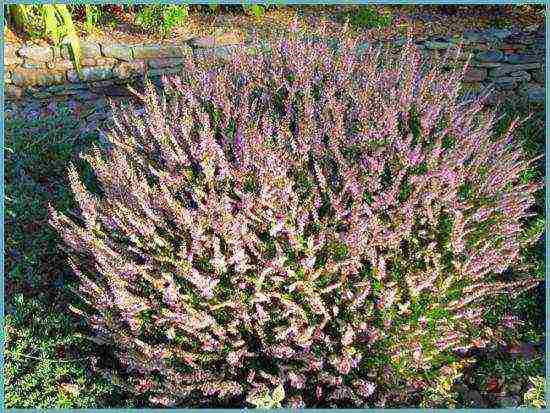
50,28,542,408
134,4,189,37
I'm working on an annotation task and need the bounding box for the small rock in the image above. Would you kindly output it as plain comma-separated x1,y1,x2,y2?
507,382,523,394
147,67,183,78
485,28,512,41
188,35,216,48
18,46,54,62
509,70,531,82
21,59,48,69
464,67,487,82
47,57,115,70
470,61,502,68
11,68,65,86
505,53,539,64
488,63,541,77
4,45,22,66
60,41,101,59
113,61,147,79
45,83,88,96
425,40,451,50
5,71,11,84
102,44,133,61
463,31,483,43
67,66,114,83
5,85,24,100
532,68,544,84
133,44,191,59
147,57,185,69
464,390,486,407
193,45,246,61
188,31,243,48
476,50,504,62
86,80,126,97
74,91,102,101
494,77,518,90
215,31,244,46
516,37,535,45
86,112,109,123
497,396,519,408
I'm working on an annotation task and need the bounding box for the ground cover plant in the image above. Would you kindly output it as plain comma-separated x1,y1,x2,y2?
39,24,546,408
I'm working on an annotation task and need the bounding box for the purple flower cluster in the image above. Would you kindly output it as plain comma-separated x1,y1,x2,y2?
50,28,541,407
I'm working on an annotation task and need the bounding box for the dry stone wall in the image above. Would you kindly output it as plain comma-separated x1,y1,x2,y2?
4,26,545,104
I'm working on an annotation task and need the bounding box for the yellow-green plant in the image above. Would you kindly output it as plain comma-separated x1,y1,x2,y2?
6,4,82,72
246,385,285,408
522,376,546,408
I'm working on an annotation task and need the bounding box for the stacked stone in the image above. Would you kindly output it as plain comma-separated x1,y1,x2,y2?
381,26,545,104
4,27,545,104
4,32,245,102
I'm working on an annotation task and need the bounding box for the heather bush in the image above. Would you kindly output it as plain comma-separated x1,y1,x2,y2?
50,28,542,407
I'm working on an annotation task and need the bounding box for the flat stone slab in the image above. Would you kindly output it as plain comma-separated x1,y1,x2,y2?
488,63,541,77
18,46,54,62
132,44,192,59
67,66,114,83
60,41,102,59
187,32,244,48
475,50,504,63
102,44,133,61
525,85,545,104
12,68,65,86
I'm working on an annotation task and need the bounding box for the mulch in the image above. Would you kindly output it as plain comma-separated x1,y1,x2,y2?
5,5,544,47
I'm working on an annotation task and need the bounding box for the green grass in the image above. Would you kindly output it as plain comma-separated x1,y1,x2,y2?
4,104,133,408
4,91,545,407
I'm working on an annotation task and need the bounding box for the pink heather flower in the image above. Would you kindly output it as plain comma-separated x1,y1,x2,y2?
135,378,155,393
351,353,363,368
50,30,540,408
502,313,523,329
288,396,306,408
149,395,176,406
440,167,460,186
316,385,323,400
302,256,316,270
288,372,306,389
341,326,355,346
354,380,376,398
202,338,221,352
270,219,285,237
336,355,352,375
227,351,242,366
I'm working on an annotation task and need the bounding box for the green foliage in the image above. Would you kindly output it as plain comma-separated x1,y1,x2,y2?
135,4,189,37
243,3,266,18
6,4,83,72
5,295,121,408
83,5,102,34
245,384,285,408
347,6,392,29
4,104,126,408
522,376,546,408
